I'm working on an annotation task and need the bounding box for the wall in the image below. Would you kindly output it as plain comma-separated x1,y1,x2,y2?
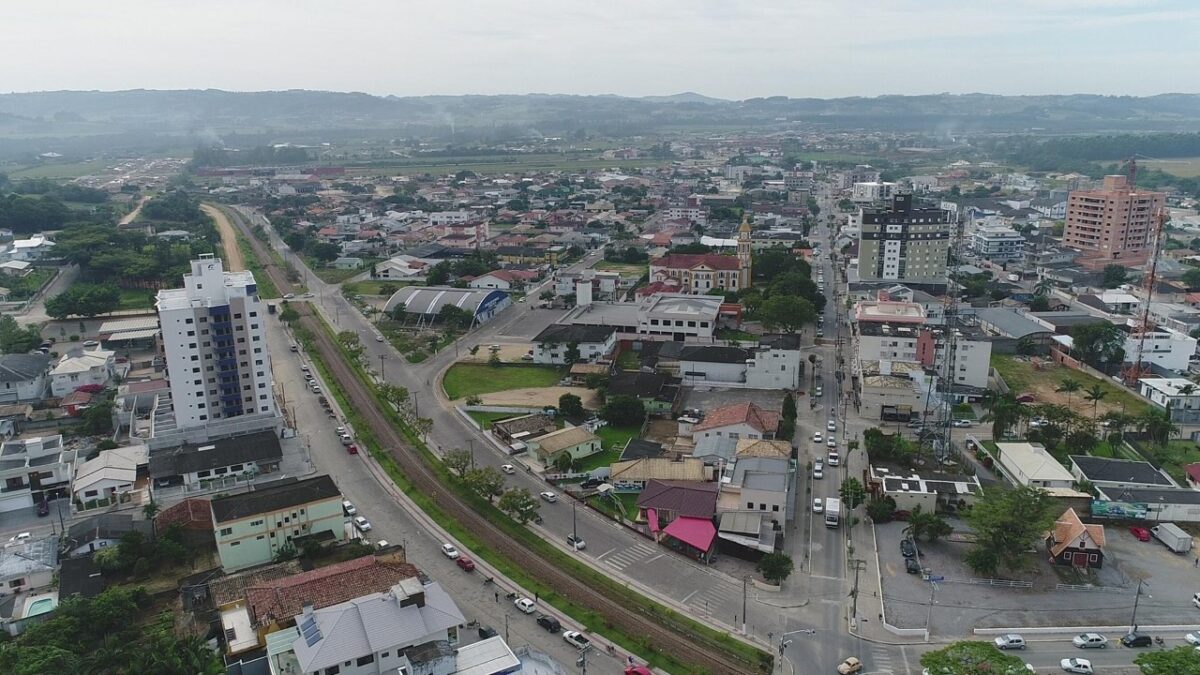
678,360,745,385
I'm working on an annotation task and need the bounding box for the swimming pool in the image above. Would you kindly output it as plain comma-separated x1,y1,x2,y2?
26,597,57,617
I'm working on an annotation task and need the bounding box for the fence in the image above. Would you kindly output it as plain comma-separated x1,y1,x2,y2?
1055,583,1130,594
939,577,1032,588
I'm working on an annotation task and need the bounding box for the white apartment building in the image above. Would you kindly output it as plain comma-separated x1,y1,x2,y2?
665,206,707,225
1123,326,1197,373
428,210,471,226
784,171,814,193
156,255,276,430
856,322,992,389
851,181,898,204
1138,377,1200,424
971,224,1026,262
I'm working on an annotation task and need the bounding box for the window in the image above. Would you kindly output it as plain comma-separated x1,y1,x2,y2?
249,519,263,526
356,655,375,667
759,503,766,510
324,667,340,675
381,652,390,659
9,579,25,588
772,505,780,512
219,528,232,536
198,470,211,478
185,318,194,324
746,502,753,509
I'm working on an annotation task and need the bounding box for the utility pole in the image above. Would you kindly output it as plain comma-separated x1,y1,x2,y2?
575,647,587,674
504,614,509,644
742,576,748,635
849,558,866,625
1130,579,1149,632
468,439,475,470
925,580,938,636
379,354,385,379
572,500,578,545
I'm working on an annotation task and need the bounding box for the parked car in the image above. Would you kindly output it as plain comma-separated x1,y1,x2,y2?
536,615,561,632
342,500,357,516
994,634,1026,650
501,464,516,474
477,625,498,639
567,534,586,551
456,555,476,571
7,532,30,543
900,539,917,558
1129,526,1151,542
562,630,591,651
904,557,921,574
1072,633,1107,649
1120,632,1152,648
812,498,824,513
1186,631,1200,645
37,500,49,517
346,443,359,455
514,597,536,614
1060,658,1093,674
353,516,372,533
441,543,460,559
540,491,558,503
836,657,863,674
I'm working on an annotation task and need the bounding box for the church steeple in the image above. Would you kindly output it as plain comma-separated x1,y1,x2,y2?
737,213,752,289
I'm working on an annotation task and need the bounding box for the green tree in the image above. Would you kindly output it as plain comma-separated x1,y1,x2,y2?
1134,644,1200,673
552,452,574,472
782,392,797,421
45,283,121,319
867,497,897,523
981,391,1023,440
839,478,867,509
1182,267,1200,290
1065,430,1099,454
756,552,794,585
601,395,646,427
81,399,114,435
0,315,42,354
563,342,581,364
464,467,505,502
309,242,340,263
965,485,1057,576
558,393,584,418
759,295,816,334
426,261,452,285
1029,296,1050,312
1083,384,1108,420
904,505,953,543
1034,278,1053,297
1138,408,1180,447
919,641,1030,675
1101,264,1127,288
443,448,473,476
1055,378,1081,408
498,488,540,524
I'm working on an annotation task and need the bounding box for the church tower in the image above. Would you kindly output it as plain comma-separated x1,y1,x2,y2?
737,213,752,288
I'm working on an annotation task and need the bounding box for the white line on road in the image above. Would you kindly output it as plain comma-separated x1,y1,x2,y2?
644,553,665,564
597,547,617,560
680,590,699,604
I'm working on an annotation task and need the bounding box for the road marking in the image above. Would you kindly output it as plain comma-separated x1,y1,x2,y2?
809,574,840,581
680,590,699,604
644,553,665,564
597,547,617,560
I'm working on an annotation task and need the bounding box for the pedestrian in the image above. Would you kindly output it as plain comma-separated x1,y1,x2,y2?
1194,557,1198,568
534,592,539,603
494,591,499,602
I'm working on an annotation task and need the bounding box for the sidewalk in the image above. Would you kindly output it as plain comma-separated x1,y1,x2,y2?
847,516,930,646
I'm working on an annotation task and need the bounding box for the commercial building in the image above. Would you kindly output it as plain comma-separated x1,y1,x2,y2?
857,194,953,286
867,464,983,513
156,255,277,431
150,429,283,490
993,442,1076,489
1138,377,1200,424
530,324,617,365
1062,175,1165,268
1068,455,1176,491
851,181,898,204
210,475,345,572
970,224,1026,262
382,286,510,326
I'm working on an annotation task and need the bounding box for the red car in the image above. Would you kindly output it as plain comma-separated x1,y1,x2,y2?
346,443,359,455
456,555,476,571
1129,526,1150,542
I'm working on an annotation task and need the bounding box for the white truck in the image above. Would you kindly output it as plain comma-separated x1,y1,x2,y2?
1151,523,1193,554
825,497,841,528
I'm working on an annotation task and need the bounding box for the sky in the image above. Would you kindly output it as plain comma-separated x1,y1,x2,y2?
4,0,1198,99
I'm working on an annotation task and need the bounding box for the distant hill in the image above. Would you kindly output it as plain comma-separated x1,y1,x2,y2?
1,89,1199,157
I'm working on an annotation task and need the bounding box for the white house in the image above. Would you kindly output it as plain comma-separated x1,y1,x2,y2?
0,354,51,404
49,348,116,397
745,335,803,389
0,536,56,599
1138,377,1200,424
1124,327,1197,373
72,444,148,510
994,442,1076,489
530,324,617,365
3,234,55,262
688,402,780,442
0,435,73,513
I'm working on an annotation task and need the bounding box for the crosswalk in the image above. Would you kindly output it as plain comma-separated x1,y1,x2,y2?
684,578,743,618
868,644,896,675
596,542,659,571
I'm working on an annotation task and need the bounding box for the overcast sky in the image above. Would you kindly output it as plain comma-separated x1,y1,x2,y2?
5,0,1197,99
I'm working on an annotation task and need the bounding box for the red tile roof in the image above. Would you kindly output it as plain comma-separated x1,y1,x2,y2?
246,554,420,626
693,402,780,434
651,253,741,271
155,497,213,532
1186,463,1200,484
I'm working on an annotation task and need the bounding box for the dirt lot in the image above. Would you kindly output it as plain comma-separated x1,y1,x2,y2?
473,386,600,409
458,343,536,364
644,419,680,445
992,355,1147,417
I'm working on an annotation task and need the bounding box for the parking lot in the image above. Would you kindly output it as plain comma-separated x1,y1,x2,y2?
877,520,1200,636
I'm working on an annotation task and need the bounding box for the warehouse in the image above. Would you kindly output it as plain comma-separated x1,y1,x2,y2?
383,286,511,326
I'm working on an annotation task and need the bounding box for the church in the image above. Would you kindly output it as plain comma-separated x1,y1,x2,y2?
647,216,753,294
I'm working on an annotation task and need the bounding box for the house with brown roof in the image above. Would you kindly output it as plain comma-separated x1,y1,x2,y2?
490,413,556,445
734,438,792,460
610,456,707,491
688,402,780,442
1045,507,1105,569
636,480,717,527
528,425,601,465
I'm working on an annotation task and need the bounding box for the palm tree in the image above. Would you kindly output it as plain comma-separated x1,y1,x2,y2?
1139,408,1180,447
1083,384,1108,420
982,392,1023,440
1056,378,1081,408
1034,278,1053,297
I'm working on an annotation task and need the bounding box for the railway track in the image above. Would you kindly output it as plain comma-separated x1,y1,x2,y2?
219,204,760,674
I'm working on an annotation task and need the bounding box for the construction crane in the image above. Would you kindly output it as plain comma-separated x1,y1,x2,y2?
1123,205,1170,386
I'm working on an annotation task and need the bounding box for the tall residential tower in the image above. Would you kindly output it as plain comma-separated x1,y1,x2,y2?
857,194,952,288
1062,175,1165,269
156,255,276,431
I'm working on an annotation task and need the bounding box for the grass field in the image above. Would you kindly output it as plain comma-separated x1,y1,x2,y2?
442,363,563,399
117,288,157,310
7,159,111,180
1130,439,1200,485
1107,157,1200,178
342,280,409,296
990,354,1149,417
596,424,641,451
593,260,647,275
587,492,640,521
306,259,365,284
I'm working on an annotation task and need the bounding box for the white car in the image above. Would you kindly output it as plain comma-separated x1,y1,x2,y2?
993,634,1026,650
540,491,558,503
813,432,823,443
375,540,389,549
342,500,357,516
353,516,372,533
826,438,837,449
812,498,824,513
441,543,460,559
7,532,31,543
562,630,591,650
501,464,515,474
1060,658,1093,674
952,419,973,428
827,420,837,432
514,597,536,614
1187,631,1200,645
1072,633,1107,649
375,335,384,342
